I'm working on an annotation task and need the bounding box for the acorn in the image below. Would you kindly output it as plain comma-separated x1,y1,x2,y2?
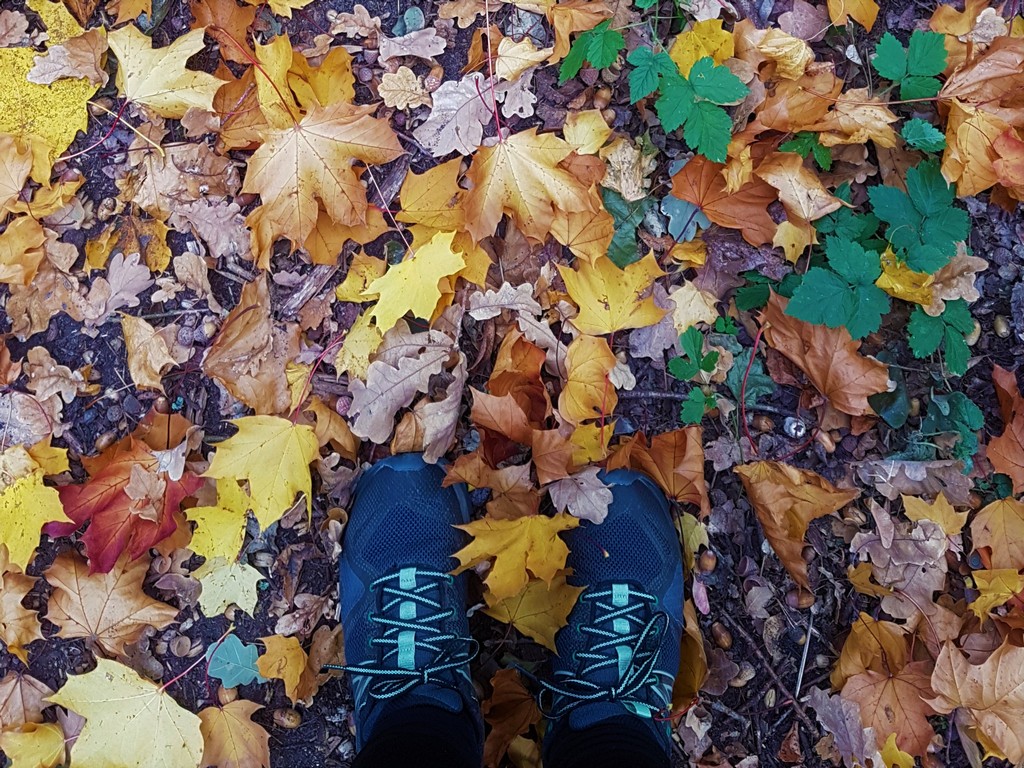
814,429,836,453
170,636,192,658
751,414,774,433
764,688,776,708
217,686,238,705
94,430,118,452
786,588,815,609
153,396,171,414
711,622,733,650
698,550,717,574
601,108,616,125
274,709,302,729
995,315,1012,338
965,319,982,346
908,397,921,418
592,86,612,111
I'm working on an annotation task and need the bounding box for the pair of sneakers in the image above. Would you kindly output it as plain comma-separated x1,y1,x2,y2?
334,453,685,761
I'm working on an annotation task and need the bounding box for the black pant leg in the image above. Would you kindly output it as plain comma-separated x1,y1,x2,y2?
352,706,482,768
545,715,672,768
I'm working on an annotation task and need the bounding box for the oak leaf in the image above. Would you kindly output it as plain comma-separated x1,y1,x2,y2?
453,514,579,600
198,700,270,768
971,498,1024,570
45,552,178,657
760,292,891,417
671,155,778,246
929,641,1024,763
481,669,542,768
107,26,222,118
558,335,617,425
378,65,431,110
241,102,403,264
559,253,666,336
734,461,858,593
464,128,596,243
364,230,465,332
49,658,203,768
412,72,495,156
204,416,318,530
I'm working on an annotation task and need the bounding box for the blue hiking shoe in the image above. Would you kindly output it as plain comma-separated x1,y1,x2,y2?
332,454,482,751
542,468,684,756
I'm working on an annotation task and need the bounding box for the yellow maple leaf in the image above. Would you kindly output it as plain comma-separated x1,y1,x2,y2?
198,701,270,768
49,659,203,768
669,19,734,77
253,35,303,129
0,722,65,768
875,250,934,305
901,492,967,537
558,335,617,425
464,128,596,243
559,252,666,335
204,416,318,529
970,569,1023,618
186,501,246,563
0,134,32,214
669,281,719,334
563,109,613,155
827,0,879,31
243,0,315,18
483,574,583,651
334,309,383,381
0,215,47,286
107,26,224,119
257,635,308,704
364,230,466,332
242,102,403,266
495,37,553,82
395,158,466,231
0,470,71,570
453,514,579,600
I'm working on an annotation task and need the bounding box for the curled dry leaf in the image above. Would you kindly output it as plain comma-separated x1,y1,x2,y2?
986,365,1024,493
734,461,858,593
120,314,179,392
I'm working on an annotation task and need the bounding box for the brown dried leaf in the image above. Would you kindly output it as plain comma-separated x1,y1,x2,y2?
0,672,53,729
481,670,541,768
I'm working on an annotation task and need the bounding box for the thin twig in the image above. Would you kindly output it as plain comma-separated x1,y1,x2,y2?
721,614,816,733
794,611,814,700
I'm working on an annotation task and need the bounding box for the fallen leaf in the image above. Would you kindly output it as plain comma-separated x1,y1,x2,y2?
468,282,542,321
843,661,936,756
28,26,107,86
808,687,884,768
378,65,431,109
446,453,540,520
190,0,257,65
902,492,967,537
930,641,1024,763
198,700,270,768
987,366,1024,493
755,151,844,224
559,253,666,335
196,557,262,617
761,292,891,417
0,672,53,729
558,335,617,425
378,28,447,62
608,429,710,515
671,156,778,246
204,416,317,530
413,72,495,156
453,514,579,600
120,313,178,392
856,458,972,506
826,0,878,29
669,281,719,334
257,635,307,704
49,658,203,768
0,722,64,768
669,19,734,76
804,88,898,149
0,469,70,570
547,467,613,523
45,552,179,657
464,128,596,243
483,574,582,652
734,461,858,593
971,569,1023,617
0,552,42,663
831,613,907,689
481,669,542,768
971,498,1024,570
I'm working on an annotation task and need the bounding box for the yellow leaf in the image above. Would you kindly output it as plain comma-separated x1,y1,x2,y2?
495,36,552,81
569,421,613,465
971,498,1024,570
365,230,465,332
970,569,1023,618
291,46,355,113
669,281,719,334
559,252,666,335
195,557,261,616
453,514,580,600
394,158,466,231
941,100,1008,197
773,220,812,264
755,152,844,223
549,202,616,265
120,313,178,392
464,128,596,243
756,28,814,80
253,35,302,129
563,109,612,155
0,471,70,570
285,361,311,414
241,102,403,266
876,250,935,305
831,613,907,689
0,215,46,286
199,700,270,768
0,134,32,214
669,19,733,77
204,415,318,529
107,26,223,119
804,87,898,149
379,66,431,110
827,0,879,31
558,335,617,425
334,309,382,381
187,504,245,563
0,722,65,768
669,238,707,267
243,0,315,18
257,635,308,704
28,0,84,45
48,658,203,768
901,492,967,537
672,599,708,708
881,733,915,768
483,574,583,651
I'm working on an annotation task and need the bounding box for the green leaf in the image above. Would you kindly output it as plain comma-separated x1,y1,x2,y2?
811,142,833,171
902,119,946,152
602,187,654,267
906,242,951,273
900,75,942,101
684,100,732,162
635,0,658,8
688,56,748,104
206,635,267,688
873,33,907,81
559,35,589,82
908,306,944,357
680,389,712,424
655,74,695,132
779,132,817,157
735,282,770,311
943,324,969,376
585,20,625,70
922,206,969,246
825,237,881,285
725,348,773,406
846,284,889,339
942,299,975,334
906,30,947,77
627,46,676,102
787,268,851,327
867,185,921,232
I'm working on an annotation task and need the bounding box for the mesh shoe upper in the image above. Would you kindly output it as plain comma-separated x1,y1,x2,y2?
545,468,685,753
335,454,481,750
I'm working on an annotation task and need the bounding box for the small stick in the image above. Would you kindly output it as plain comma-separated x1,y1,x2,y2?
721,614,816,733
